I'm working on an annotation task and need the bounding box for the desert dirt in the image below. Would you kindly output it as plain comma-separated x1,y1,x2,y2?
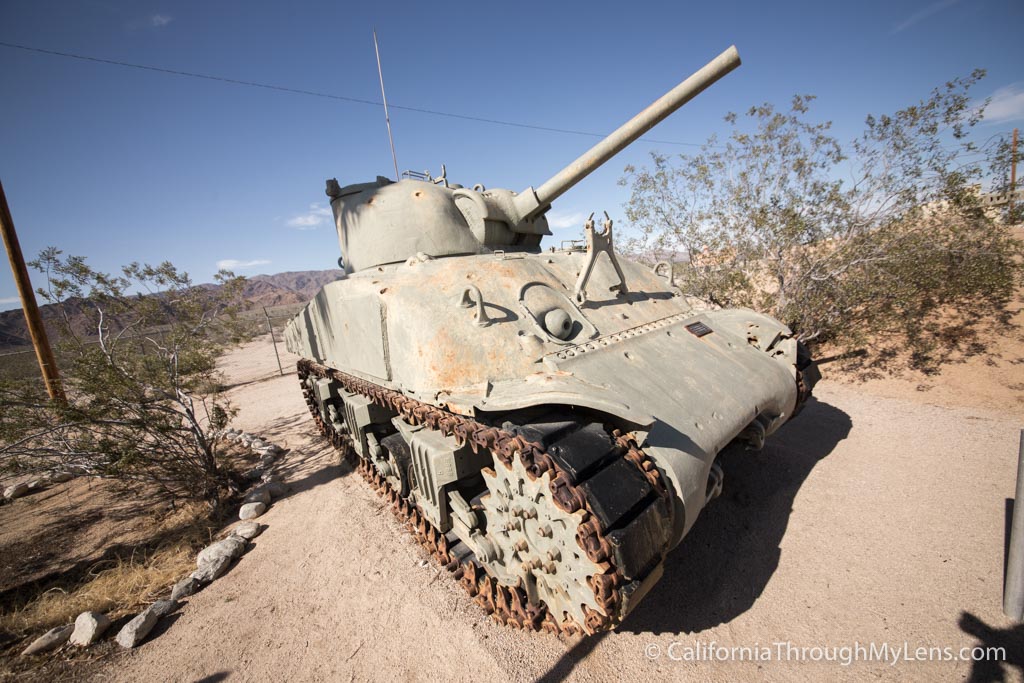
78,333,1024,682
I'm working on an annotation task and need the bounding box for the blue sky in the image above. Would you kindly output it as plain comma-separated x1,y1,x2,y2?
1,0,1022,311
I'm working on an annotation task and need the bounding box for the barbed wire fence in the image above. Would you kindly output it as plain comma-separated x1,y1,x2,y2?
255,304,309,378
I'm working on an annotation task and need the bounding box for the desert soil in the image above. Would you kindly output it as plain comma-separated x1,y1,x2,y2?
90,334,1023,682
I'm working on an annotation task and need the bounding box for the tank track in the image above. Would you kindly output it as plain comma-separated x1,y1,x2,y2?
296,358,671,634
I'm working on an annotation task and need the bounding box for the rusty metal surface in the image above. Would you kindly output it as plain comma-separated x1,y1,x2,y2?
285,242,805,548
286,249,707,397
297,358,673,634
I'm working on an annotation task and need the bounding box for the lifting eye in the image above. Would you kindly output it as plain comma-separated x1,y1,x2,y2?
543,309,573,340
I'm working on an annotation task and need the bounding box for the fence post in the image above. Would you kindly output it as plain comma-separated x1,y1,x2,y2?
263,306,284,376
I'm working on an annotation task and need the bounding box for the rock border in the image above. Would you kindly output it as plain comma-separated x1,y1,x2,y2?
19,428,289,656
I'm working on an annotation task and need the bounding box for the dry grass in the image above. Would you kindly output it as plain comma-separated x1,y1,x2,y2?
0,502,214,645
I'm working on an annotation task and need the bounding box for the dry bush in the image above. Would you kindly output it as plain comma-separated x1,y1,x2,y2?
0,255,250,511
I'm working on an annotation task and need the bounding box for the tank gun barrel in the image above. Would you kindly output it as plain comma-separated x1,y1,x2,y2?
515,46,741,219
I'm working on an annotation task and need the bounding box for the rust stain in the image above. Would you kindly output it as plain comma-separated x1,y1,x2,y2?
429,327,475,390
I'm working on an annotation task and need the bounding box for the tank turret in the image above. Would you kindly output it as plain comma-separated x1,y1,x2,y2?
327,46,741,273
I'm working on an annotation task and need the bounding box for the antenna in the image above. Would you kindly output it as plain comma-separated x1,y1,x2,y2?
373,29,400,181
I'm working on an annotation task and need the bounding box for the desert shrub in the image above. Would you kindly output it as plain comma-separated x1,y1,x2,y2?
621,71,1022,370
0,251,248,509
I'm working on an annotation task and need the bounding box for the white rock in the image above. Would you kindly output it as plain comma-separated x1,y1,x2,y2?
3,483,29,501
239,502,267,520
232,521,264,540
115,609,158,649
192,535,247,584
244,487,271,506
196,536,247,567
191,554,232,583
27,478,49,490
50,472,74,483
170,576,200,602
21,624,73,655
250,439,268,450
69,611,111,646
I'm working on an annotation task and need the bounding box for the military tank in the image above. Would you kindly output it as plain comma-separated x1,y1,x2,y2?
284,45,819,634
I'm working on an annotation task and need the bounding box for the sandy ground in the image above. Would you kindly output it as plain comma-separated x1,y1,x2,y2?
96,335,1024,682
0,477,167,598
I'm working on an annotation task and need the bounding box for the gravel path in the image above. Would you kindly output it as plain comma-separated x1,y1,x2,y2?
100,337,1024,682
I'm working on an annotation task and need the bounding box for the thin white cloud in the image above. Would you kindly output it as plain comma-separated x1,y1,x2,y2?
286,203,332,230
546,210,588,231
150,14,172,27
216,258,271,270
891,0,959,34
981,83,1024,124
0,296,20,306
287,215,321,228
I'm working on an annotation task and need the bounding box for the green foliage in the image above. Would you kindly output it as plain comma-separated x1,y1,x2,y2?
0,251,248,507
621,71,1022,370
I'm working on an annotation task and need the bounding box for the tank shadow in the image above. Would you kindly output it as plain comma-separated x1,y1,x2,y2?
534,631,610,683
617,396,852,635
273,454,355,501
238,411,357,504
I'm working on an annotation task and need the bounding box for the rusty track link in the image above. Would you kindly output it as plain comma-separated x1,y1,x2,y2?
297,358,670,635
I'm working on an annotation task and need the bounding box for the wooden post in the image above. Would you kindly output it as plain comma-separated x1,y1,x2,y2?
0,179,65,402
263,306,283,376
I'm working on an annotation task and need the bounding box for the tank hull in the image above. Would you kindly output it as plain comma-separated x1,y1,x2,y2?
285,247,816,631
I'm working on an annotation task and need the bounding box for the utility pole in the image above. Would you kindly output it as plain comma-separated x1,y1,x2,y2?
263,306,283,376
0,179,65,402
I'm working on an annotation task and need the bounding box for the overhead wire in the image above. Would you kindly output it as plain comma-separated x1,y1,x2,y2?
0,40,707,148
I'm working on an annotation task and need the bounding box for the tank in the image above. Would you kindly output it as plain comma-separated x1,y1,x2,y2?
284,45,820,634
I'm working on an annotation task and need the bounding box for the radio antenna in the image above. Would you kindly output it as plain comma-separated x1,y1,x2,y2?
373,28,400,180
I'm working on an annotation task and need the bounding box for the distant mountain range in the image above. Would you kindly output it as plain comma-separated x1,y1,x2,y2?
0,269,343,349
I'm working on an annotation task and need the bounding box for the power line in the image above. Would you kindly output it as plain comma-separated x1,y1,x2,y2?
0,40,705,148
